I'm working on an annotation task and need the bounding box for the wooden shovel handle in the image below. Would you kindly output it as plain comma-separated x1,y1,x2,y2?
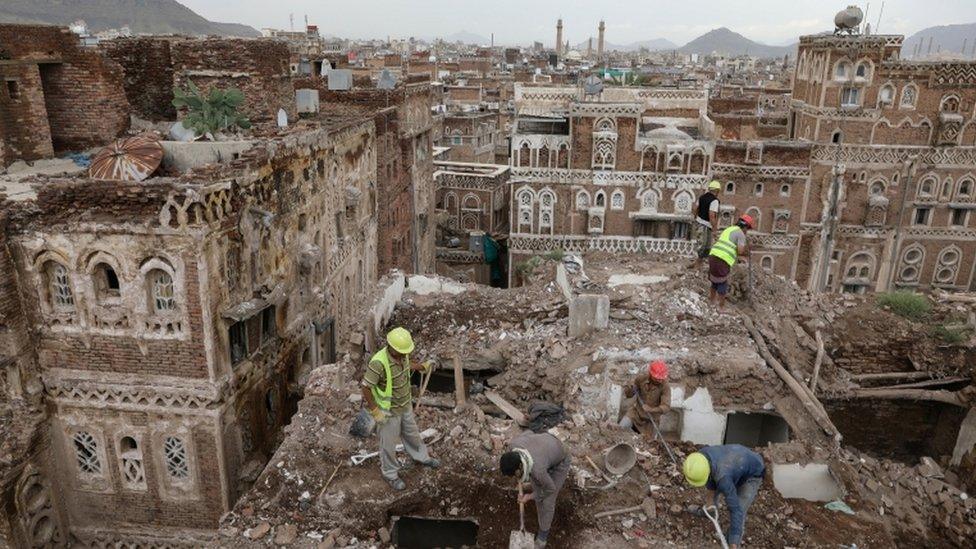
518,480,525,532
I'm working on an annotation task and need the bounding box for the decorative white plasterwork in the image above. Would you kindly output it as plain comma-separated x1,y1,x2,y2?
508,234,696,257
711,163,810,179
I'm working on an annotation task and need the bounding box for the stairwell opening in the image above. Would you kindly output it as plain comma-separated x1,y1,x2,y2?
723,411,791,447
391,516,479,548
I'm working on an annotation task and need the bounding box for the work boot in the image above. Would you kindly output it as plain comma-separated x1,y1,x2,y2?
386,477,406,491
419,458,441,469
534,539,547,549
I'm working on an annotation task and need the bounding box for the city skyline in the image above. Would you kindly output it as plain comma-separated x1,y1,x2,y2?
181,0,976,45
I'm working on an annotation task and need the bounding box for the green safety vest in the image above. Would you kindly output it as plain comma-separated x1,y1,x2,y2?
368,347,407,410
709,225,743,267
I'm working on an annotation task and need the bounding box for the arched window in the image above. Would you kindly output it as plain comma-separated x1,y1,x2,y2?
855,61,870,79
148,269,175,313
941,94,960,113
900,85,917,109
780,184,791,197
462,194,480,210
595,191,606,208
640,191,658,212
725,181,735,194
957,178,973,199
444,192,458,212
941,179,954,201
93,262,120,302
845,252,875,281
898,246,924,284
575,190,591,210
760,256,773,272
869,180,886,196
673,190,694,214
744,207,762,231
917,176,936,198
878,84,895,106
119,436,145,488
594,117,616,132
44,261,74,310
834,60,852,79
610,189,625,210
831,130,843,144
754,183,764,197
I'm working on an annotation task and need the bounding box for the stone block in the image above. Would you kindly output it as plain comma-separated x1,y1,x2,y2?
568,294,610,338
160,140,255,173
772,463,845,502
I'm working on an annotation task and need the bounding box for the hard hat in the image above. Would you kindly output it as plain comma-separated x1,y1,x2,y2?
683,452,710,487
739,214,755,229
386,327,415,354
708,180,721,191
649,360,669,381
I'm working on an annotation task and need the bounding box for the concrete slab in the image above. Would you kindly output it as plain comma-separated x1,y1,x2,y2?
679,387,726,445
951,407,976,466
772,463,845,502
607,274,669,288
161,140,255,173
406,275,467,296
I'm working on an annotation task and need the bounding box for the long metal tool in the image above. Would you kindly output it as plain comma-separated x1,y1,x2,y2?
635,393,677,466
509,480,535,548
703,505,730,549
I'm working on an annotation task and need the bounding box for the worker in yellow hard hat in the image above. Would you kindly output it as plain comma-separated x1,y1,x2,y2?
683,444,765,549
361,327,440,490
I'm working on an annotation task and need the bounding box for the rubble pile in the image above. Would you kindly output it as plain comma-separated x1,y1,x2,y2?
216,253,975,548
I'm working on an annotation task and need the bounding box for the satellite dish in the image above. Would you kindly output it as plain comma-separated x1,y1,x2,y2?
583,74,604,96
277,108,288,128
169,121,198,142
89,135,163,182
320,61,331,76
377,69,397,90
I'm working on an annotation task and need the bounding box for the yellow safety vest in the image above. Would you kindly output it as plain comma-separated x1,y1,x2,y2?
368,347,406,410
709,225,743,267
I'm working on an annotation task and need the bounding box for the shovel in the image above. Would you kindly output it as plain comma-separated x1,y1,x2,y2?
509,480,535,549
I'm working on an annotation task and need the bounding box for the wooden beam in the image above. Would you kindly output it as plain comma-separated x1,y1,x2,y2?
852,371,933,382
743,317,841,445
872,377,969,391
853,388,967,407
809,330,825,395
452,354,466,407
485,389,527,426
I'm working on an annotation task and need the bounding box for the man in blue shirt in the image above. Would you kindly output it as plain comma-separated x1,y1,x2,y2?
683,444,765,549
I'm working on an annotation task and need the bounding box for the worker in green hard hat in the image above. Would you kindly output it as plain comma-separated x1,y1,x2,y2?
361,327,440,491
683,444,765,549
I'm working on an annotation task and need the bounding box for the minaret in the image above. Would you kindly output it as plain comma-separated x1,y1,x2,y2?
556,18,563,56
587,37,593,58
597,20,606,62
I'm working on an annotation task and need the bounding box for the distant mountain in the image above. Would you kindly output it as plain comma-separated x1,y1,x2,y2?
679,27,794,58
902,22,976,59
573,38,678,52
442,30,491,45
0,0,261,37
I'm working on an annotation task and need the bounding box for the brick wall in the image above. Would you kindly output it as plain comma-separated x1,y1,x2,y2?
171,39,295,124
0,63,54,166
0,24,129,155
100,37,180,121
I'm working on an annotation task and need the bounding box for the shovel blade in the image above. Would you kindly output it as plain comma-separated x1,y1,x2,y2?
509,530,535,549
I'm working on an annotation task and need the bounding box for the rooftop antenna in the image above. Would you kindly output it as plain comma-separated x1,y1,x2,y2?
305,14,309,28
289,13,294,31
875,1,885,34
863,3,870,34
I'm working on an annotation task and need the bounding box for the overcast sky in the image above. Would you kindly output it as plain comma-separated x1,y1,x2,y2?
180,0,976,46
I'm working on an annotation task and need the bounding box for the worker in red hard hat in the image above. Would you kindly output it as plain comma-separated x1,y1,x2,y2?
707,214,753,310
619,360,671,435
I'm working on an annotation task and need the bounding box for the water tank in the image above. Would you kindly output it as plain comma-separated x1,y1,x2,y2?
834,6,864,32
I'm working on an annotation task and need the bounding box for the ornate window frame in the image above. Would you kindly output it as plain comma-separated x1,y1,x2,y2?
610,189,625,211
899,83,918,110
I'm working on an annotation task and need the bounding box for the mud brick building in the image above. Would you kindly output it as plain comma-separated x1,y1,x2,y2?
0,25,129,167
298,78,437,275
790,33,976,293
438,112,498,163
0,116,379,546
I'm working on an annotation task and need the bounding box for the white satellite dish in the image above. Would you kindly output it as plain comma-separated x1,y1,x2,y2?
377,69,397,90
277,108,288,128
583,75,604,96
